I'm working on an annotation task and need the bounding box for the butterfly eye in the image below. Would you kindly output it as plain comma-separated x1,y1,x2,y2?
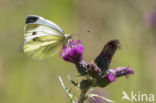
32,32,36,35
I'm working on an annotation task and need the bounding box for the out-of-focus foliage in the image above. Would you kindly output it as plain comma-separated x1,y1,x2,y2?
0,0,155,103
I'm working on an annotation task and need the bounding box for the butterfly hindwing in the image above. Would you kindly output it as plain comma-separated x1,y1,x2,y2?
24,35,64,60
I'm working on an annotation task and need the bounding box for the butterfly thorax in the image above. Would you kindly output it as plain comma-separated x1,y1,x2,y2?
64,34,73,44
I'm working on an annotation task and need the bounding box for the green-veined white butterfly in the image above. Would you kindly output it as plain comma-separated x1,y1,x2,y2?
23,15,73,60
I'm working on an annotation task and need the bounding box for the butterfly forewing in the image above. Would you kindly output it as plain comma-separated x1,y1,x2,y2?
24,15,66,60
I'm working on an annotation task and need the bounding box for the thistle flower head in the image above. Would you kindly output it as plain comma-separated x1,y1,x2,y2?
106,67,134,83
59,39,84,64
113,67,134,77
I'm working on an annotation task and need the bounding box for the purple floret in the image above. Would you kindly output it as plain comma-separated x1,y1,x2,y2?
107,73,116,82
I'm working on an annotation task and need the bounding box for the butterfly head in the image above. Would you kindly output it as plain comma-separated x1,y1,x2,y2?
64,34,73,41
64,34,76,45
65,33,79,40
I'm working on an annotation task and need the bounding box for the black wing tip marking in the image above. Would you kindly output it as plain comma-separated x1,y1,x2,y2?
25,15,39,24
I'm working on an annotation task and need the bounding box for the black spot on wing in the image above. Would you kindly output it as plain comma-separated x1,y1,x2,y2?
26,15,39,24
32,32,36,35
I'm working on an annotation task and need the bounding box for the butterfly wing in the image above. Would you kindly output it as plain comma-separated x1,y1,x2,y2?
24,15,65,60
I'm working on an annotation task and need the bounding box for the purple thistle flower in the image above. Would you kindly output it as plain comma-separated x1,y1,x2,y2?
113,67,134,77
59,39,135,103
96,67,134,87
59,39,88,75
106,67,134,83
59,40,84,64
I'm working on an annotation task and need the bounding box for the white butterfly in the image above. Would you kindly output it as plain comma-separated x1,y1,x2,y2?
23,15,72,60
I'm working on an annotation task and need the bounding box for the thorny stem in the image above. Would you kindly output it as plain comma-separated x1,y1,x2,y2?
77,79,94,103
78,88,88,103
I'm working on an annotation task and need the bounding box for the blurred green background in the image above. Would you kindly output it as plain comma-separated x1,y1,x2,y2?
0,0,156,103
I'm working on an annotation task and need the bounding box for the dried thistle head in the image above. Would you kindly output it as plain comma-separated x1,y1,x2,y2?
94,39,120,74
